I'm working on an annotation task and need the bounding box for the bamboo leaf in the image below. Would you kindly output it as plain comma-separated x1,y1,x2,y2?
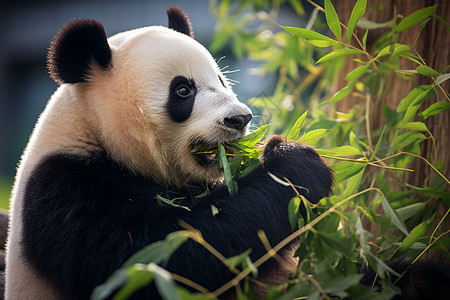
401,87,433,126
237,158,260,178
332,161,366,182
93,232,190,299
395,5,437,33
347,0,367,42
123,232,189,268
316,231,350,254
227,249,252,267
305,39,338,47
317,146,363,156
349,131,361,151
416,65,440,77
391,214,435,259
402,122,428,132
324,0,341,40
380,194,409,236
288,111,308,140
399,52,422,65
405,183,450,199
113,265,153,300
155,195,191,211
267,171,290,187
367,252,400,279
376,43,411,59
92,270,129,300
435,14,450,32
344,64,370,81
357,18,393,30
392,131,427,152
281,26,337,47
436,73,450,85
299,129,328,146
392,44,411,57
300,196,313,223
219,144,237,196
419,101,450,119
343,167,365,197
151,264,182,300
397,85,432,112
396,203,426,222
288,197,301,230
318,80,356,107
362,28,368,49
369,125,386,160
211,204,219,217
234,124,270,146
419,17,431,32
316,48,363,64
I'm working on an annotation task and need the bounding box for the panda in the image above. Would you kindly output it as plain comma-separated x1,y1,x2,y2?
5,7,333,300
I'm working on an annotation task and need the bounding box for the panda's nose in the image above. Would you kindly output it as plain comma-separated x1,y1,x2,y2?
224,114,252,130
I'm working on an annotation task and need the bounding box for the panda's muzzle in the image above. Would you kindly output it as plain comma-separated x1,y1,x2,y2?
190,138,237,168
190,139,219,167
191,114,252,168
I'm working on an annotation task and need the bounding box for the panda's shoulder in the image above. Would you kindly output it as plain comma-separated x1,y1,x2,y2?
29,151,123,182
24,150,156,202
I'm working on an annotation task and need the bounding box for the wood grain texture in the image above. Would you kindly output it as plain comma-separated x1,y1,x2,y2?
334,0,449,258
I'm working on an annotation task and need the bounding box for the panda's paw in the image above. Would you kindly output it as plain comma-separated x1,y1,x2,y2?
262,135,320,164
261,135,333,202
262,135,285,157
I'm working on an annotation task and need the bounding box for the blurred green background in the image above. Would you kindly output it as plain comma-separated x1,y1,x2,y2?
0,177,12,210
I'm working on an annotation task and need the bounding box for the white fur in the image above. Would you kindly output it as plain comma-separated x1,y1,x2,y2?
6,25,251,299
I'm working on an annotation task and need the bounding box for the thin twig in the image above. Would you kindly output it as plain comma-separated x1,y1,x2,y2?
399,151,450,186
429,208,450,245
320,154,414,172
307,275,331,300
365,93,373,149
178,221,267,290
170,273,211,294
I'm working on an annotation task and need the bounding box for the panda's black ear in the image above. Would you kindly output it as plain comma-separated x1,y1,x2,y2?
47,18,112,84
167,6,194,39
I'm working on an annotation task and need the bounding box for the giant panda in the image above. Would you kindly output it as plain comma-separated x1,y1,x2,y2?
5,7,333,300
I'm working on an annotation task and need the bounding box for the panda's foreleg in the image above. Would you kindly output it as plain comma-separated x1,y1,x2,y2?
162,136,333,295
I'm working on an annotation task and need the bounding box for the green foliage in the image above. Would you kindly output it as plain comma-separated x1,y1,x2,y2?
93,1,450,299
92,232,192,300
394,5,437,33
324,0,341,40
346,0,367,42
191,124,270,196
0,177,12,210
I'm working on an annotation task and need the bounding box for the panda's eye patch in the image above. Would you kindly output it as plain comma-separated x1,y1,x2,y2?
177,85,192,97
167,76,197,123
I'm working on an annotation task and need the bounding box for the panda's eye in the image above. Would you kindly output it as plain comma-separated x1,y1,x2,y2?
177,85,191,97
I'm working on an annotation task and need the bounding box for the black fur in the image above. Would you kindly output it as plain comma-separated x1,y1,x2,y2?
361,258,450,299
22,137,332,299
167,6,194,38
47,18,112,84
166,76,197,122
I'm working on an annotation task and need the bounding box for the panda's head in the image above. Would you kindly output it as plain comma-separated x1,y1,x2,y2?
47,7,252,185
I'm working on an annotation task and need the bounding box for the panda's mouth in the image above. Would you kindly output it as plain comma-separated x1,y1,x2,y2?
190,139,234,168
